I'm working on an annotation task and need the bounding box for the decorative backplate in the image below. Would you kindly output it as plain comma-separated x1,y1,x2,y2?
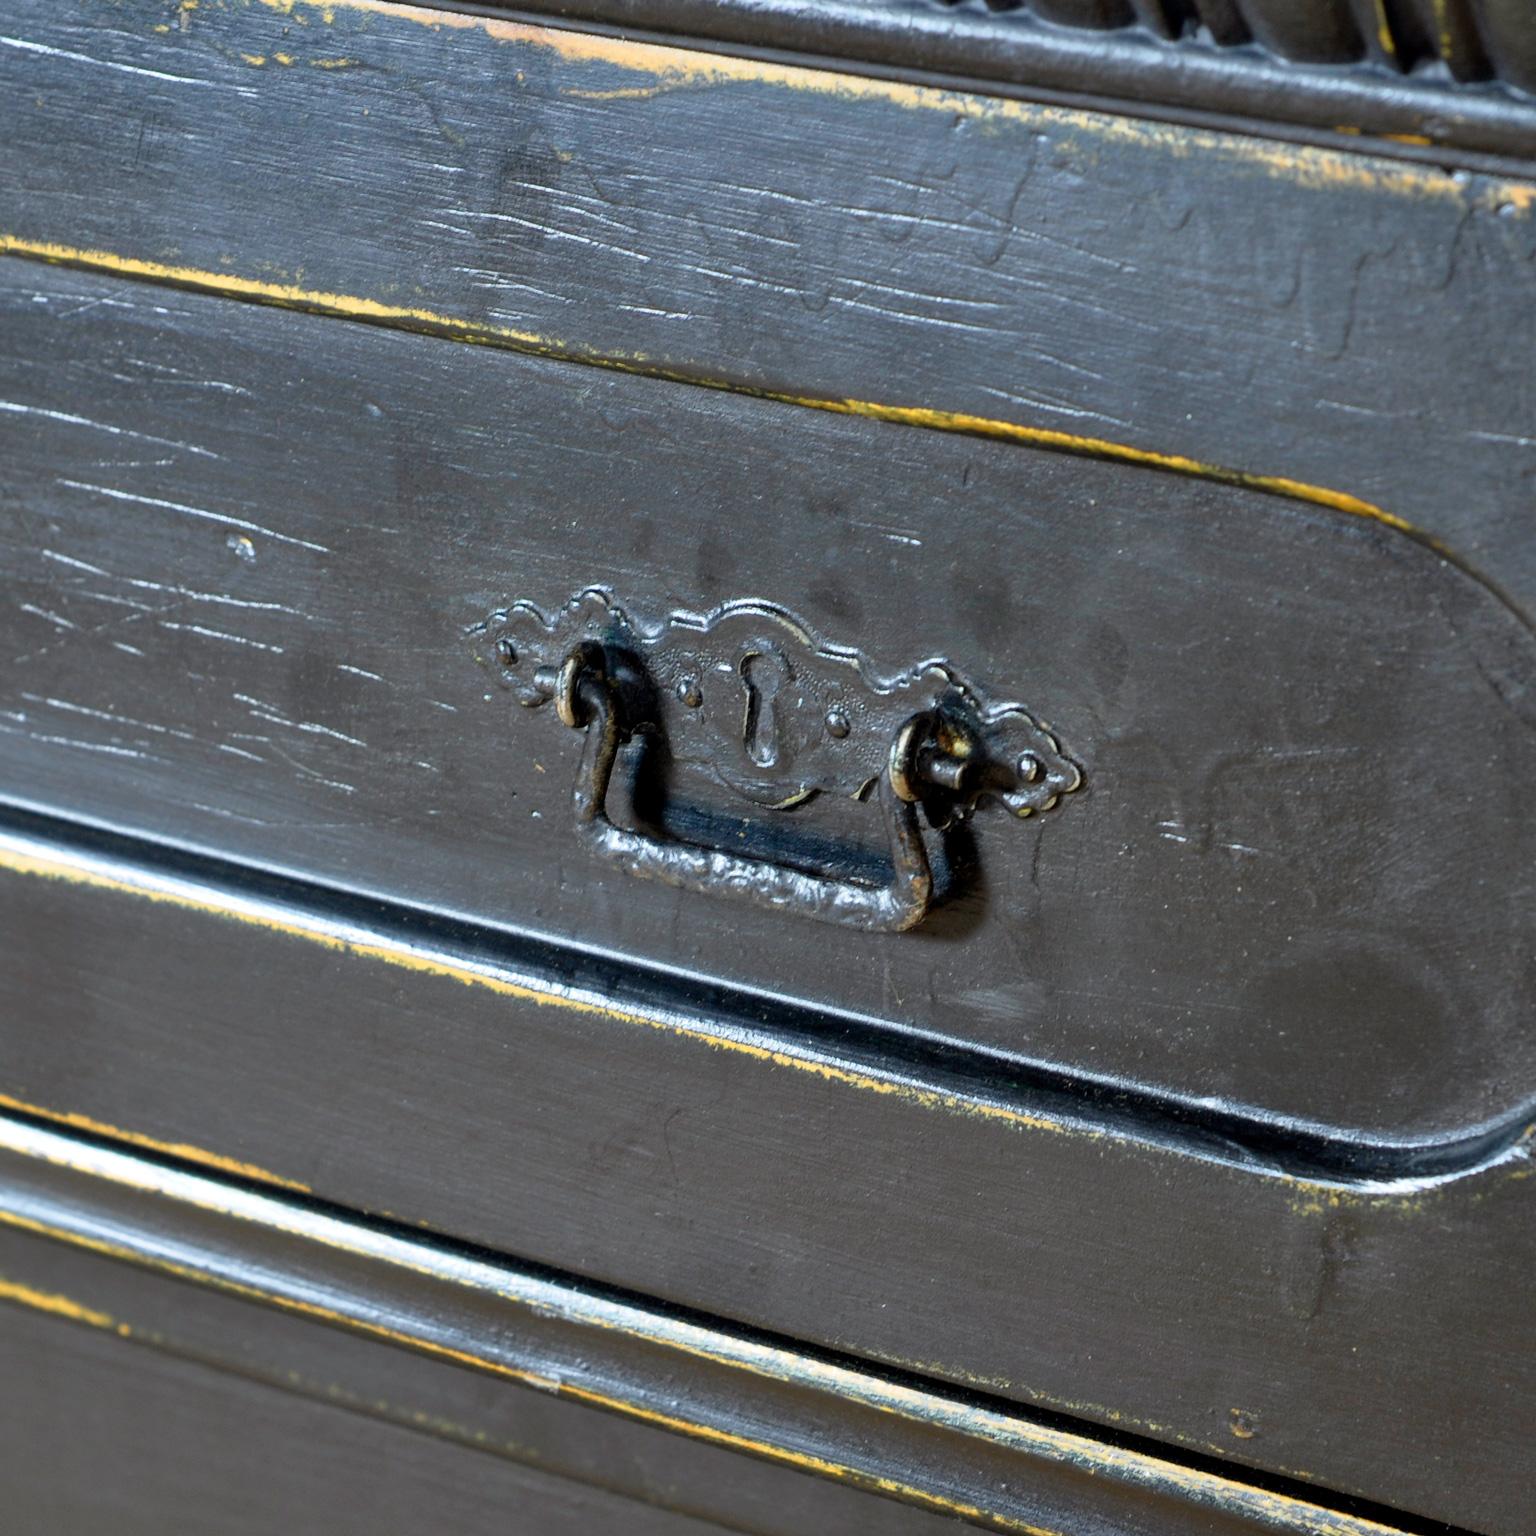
473,590,1081,829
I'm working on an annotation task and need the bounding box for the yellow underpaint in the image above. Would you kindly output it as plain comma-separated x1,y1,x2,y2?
0,232,1415,539
0,1273,117,1332
563,1380,1025,1529
1433,0,1455,63
0,1088,309,1192
794,397,1412,532
250,0,1536,215
1371,0,1397,62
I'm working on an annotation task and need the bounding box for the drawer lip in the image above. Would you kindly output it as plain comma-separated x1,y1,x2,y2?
1,801,1526,1188
481,0,1536,169
4,800,1531,1531
0,1108,1445,1536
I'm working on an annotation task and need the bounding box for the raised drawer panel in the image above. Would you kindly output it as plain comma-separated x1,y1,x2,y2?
0,814,1531,1534
2,257,1534,1160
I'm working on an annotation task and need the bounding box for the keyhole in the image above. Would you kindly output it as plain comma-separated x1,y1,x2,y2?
740,650,791,770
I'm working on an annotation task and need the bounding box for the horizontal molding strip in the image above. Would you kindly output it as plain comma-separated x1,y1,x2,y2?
463,0,1536,170
1,802,1531,1189
0,1108,1459,1536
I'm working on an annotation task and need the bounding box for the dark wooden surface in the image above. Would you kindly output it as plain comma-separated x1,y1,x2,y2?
0,1225,966,1536
4,256,1535,1159
0,814,1527,1534
4,0,1536,617
2,1292,813,1536
0,1116,1430,1536
3,2,1533,1532
481,0,1536,165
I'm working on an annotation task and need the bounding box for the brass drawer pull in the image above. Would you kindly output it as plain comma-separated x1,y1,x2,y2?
488,592,1081,933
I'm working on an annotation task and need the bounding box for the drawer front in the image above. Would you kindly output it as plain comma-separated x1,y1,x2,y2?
4,1,1536,1166
3,256,1535,1164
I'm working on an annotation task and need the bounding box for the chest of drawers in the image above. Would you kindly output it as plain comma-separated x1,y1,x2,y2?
2,2,1534,1531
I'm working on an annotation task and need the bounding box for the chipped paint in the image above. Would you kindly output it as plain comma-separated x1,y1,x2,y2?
0,1272,118,1332
229,0,1534,215
0,1088,309,1192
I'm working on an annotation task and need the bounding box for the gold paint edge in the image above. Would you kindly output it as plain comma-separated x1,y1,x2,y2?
0,1089,310,1193
0,232,1416,540
258,0,1535,213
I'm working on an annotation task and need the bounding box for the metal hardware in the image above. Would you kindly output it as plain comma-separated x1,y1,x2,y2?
476,591,1081,932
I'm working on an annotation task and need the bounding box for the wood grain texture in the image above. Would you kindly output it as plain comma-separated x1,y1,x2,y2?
0,816,1529,1534
3,257,1534,1156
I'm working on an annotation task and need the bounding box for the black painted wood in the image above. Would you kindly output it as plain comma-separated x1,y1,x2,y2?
0,1119,1439,1536
483,0,1536,171
0,1299,781,1535
0,1225,964,1536
3,0,1536,618
3,258,1534,1156
3,4,1532,1531
0,814,1527,1534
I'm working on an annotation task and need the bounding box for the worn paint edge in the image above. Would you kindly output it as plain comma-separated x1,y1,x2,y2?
2,820,1529,1205
0,232,1419,540
0,1091,310,1193
0,1268,554,1481
0,1271,119,1333
0,1112,1416,1536
254,0,1536,214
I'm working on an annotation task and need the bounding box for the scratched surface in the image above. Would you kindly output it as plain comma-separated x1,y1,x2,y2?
1,0,1535,607
3,3,1536,1531
3,259,1535,1149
